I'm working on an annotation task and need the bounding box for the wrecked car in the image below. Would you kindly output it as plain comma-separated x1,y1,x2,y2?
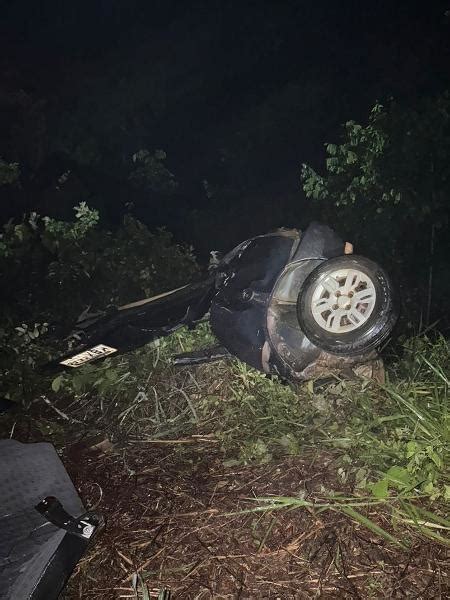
53,222,398,381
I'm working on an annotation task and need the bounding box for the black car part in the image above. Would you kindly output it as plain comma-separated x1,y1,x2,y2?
0,440,103,600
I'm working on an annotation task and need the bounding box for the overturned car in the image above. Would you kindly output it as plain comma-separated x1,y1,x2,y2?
53,222,398,381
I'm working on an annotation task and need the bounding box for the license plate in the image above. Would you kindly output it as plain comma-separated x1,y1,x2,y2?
59,344,118,367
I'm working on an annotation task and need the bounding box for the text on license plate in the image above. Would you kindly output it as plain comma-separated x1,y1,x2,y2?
59,344,118,367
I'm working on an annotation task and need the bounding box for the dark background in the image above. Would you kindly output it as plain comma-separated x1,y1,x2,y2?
1,1,450,255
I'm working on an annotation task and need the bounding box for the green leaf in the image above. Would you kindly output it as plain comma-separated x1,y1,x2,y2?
51,375,63,393
386,466,413,489
346,150,358,164
426,446,442,468
339,505,405,547
406,441,418,458
371,478,389,499
422,481,434,494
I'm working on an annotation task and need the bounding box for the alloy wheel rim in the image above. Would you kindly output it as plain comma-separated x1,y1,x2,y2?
310,268,376,333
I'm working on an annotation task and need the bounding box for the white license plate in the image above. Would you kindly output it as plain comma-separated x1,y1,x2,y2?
59,344,118,367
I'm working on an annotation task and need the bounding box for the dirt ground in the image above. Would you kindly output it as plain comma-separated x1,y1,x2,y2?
56,437,449,600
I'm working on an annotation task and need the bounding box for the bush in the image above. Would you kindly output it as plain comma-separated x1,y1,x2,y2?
0,204,199,403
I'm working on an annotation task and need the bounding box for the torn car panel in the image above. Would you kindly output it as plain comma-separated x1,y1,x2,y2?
47,277,216,371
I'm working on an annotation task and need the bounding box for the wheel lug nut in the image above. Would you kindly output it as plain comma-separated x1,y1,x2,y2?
332,304,339,310
335,291,341,297
345,304,351,310
348,291,354,297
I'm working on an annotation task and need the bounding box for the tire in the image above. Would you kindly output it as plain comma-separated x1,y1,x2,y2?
296,255,398,355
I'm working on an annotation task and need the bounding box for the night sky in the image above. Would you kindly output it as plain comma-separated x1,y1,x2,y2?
1,1,450,251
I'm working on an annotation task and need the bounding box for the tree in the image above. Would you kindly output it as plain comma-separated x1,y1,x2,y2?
301,94,450,324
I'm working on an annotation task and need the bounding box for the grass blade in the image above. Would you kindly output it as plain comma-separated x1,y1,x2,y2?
338,505,406,548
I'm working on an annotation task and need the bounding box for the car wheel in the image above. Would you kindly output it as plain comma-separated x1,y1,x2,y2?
296,255,398,355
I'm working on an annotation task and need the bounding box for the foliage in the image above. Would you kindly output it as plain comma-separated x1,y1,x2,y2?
301,95,450,234
129,149,178,194
240,334,450,545
301,94,450,323
42,202,99,240
0,159,20,186
0,204,199,403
